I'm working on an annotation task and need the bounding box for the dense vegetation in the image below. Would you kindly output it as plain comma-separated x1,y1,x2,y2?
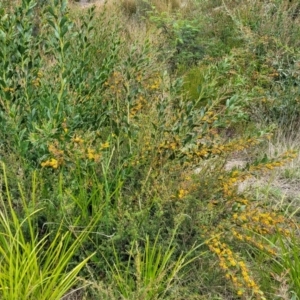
0,0,300,299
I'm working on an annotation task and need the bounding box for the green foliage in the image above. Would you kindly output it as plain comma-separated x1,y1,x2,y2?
0,0,120,166
108,226,205,300
217,0,300,132
148,11,205,68
0,163,95,300
275,229,300,298
0,0,300,299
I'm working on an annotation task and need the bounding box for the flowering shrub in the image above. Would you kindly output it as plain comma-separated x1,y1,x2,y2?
0,0,299,299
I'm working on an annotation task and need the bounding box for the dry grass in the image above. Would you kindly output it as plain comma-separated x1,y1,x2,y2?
221,0,300,46
119,0,190,15
121,0,138,16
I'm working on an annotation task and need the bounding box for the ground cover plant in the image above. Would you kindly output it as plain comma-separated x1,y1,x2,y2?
1,0,300,299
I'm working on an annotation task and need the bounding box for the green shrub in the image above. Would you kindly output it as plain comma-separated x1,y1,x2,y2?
1,1,300,299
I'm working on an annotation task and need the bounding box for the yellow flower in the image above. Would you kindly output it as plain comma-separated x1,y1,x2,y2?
178,189,187,199
87,148,95,159
72,136,84,144
101,141,110,149
238,261,246,268
170,142,177,150
214,248,221,254
229,260,237,267
41,158,59,169
240,215,247,222
3,87,14,92
231,170,239,177
87,148,101,161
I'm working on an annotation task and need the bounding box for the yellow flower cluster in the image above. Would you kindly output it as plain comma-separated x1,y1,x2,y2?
87,148,101,161
104,71,123,89
178,189,188,199
145,76,161,91
206,237,265,299
232,206,294,236
3,87,14,93
180,135,269,164
195,147,297,298
223,137,261,152
219,151,297,199
41,143,64,169
31,70,43,87
249,150,297,173
231,227,276,255
100,141,110,149
40,135,111,168
31,78,40,87
130,95,147,118
176,174,199,200
218,170,250,198
200,110,219,124
158,139,180,153
72,136,84,144
41,158,59,169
